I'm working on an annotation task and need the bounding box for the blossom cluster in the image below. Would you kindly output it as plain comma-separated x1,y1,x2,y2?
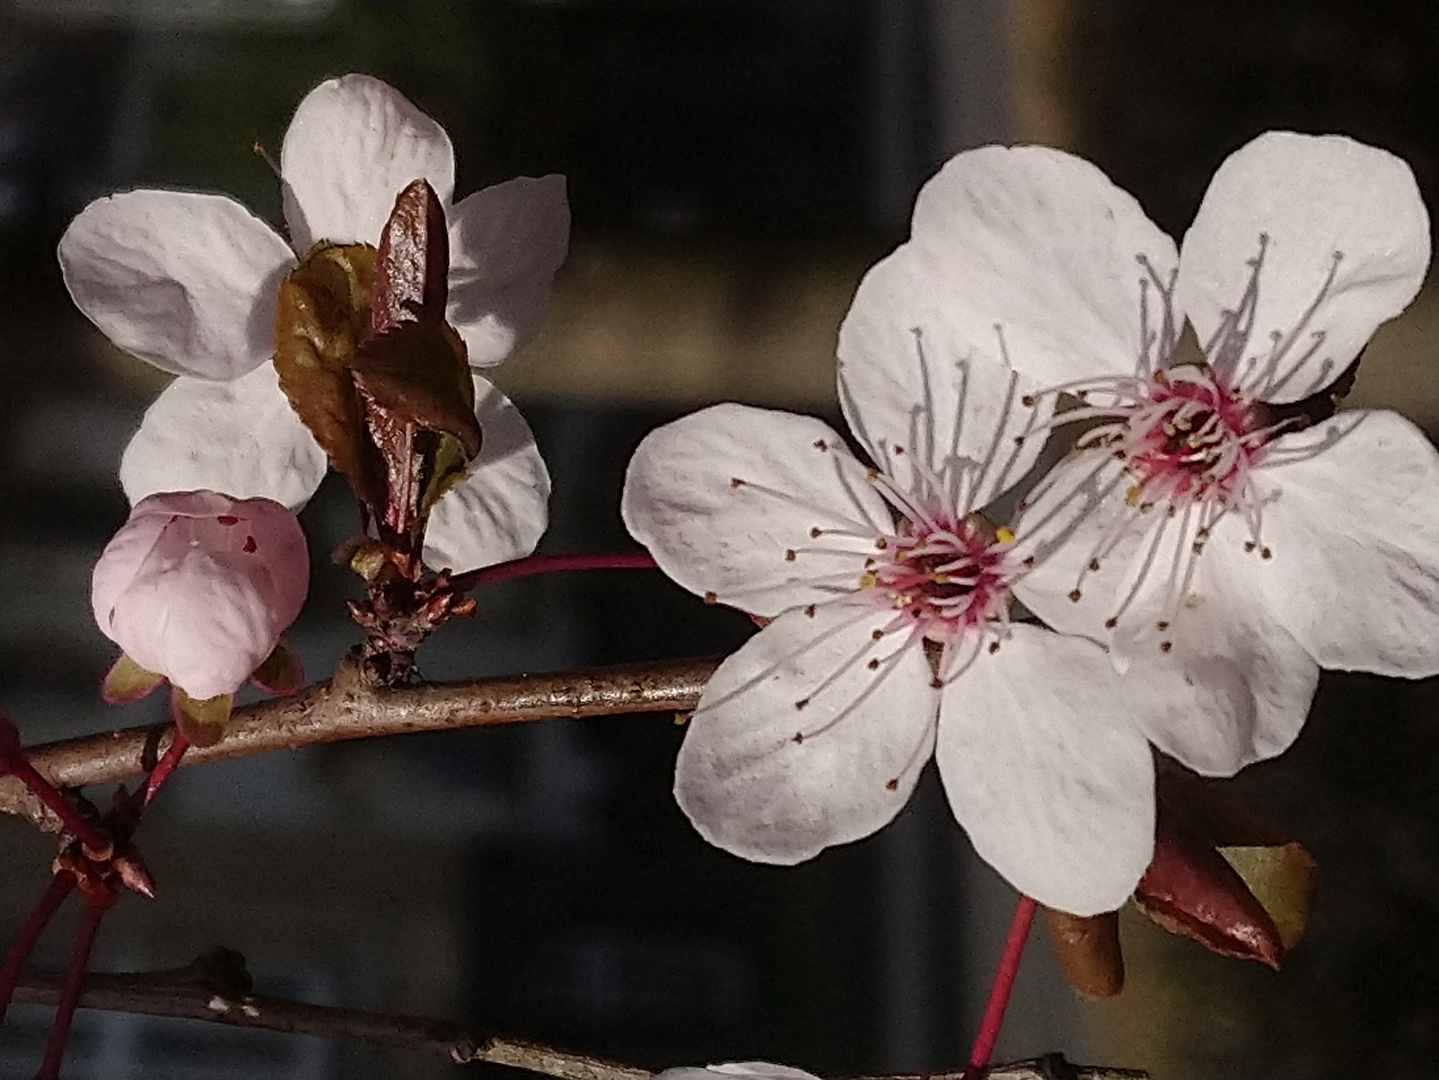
70,75,567,731
62,76,1437,917
623,133,1438,914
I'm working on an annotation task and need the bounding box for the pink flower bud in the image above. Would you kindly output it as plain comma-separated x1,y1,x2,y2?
91,491,309,701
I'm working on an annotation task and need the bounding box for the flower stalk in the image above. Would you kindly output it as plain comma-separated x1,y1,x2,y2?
451,550,657,592
0,718,112,854
965,894,1038,1080
0,872,77,1030
34,900,107,1080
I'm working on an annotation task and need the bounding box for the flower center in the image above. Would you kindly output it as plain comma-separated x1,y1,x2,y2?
1021,362,1311,646
1107,364,1266,509
862,510,1013,645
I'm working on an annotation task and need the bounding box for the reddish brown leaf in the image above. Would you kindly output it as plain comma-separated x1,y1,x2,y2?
273,243,386,509
1134,809,1285,969
352,321,480,457
1153,765,1320,953
273,181,479,535
1042,907,1124,999
368,178,450,336
352,180,479,535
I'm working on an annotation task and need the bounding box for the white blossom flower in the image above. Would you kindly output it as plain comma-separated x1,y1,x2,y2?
623,256,1170,914
58,74,567,572
863,131,1437,778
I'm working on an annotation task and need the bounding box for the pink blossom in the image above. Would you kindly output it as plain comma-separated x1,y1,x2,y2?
91,491,309,701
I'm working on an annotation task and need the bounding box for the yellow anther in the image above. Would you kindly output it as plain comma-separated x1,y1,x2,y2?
1125,484,1142,506
859,571,877,588
995,526,1015,544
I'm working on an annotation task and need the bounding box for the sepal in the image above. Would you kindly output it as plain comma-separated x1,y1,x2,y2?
101,654,165,705
170,687,234,748
249,639,305,696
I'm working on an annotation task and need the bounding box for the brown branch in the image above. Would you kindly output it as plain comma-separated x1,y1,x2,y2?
10,953,1144,1079
0,655,717,832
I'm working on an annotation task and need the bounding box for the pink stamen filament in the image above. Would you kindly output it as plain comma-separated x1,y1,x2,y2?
964,893,1038,1080
452,551,657,592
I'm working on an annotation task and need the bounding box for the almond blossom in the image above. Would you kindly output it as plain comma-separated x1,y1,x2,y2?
623,260,1172,915
91,491,309,704
58,74,566,572
862,131,1437,777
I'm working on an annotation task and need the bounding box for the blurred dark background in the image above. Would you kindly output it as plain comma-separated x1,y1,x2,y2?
0,2,1436,1078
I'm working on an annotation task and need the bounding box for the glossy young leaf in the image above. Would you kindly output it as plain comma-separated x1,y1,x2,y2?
1133,807,1285,969
367,177,449,335
273,242,386,508
355,180,479,456
353,179,480,536
272,180,482,530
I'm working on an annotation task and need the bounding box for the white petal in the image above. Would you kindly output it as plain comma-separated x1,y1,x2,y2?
1109,538,1320,775
59,190,293,380
901,144,1179,388
1009,450,1137,638
836,249,1054,513
1013,455,1321,774
675,599,939,864
422,376,550,573
447,176,570,368
1250,410,1439,676
621,404,892,618
119,363,328,511
1178,132,1431,404
935,625,1154,916
281,74,455,252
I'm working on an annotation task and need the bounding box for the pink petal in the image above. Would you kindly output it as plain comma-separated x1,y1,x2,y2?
91,492,310,700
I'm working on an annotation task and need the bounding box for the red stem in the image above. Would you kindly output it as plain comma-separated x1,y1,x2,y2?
451,551,657,592
0,721,111,854
964,893,1038,1079
34,900,105,1080
0,872,76,1030
141,733,190,807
